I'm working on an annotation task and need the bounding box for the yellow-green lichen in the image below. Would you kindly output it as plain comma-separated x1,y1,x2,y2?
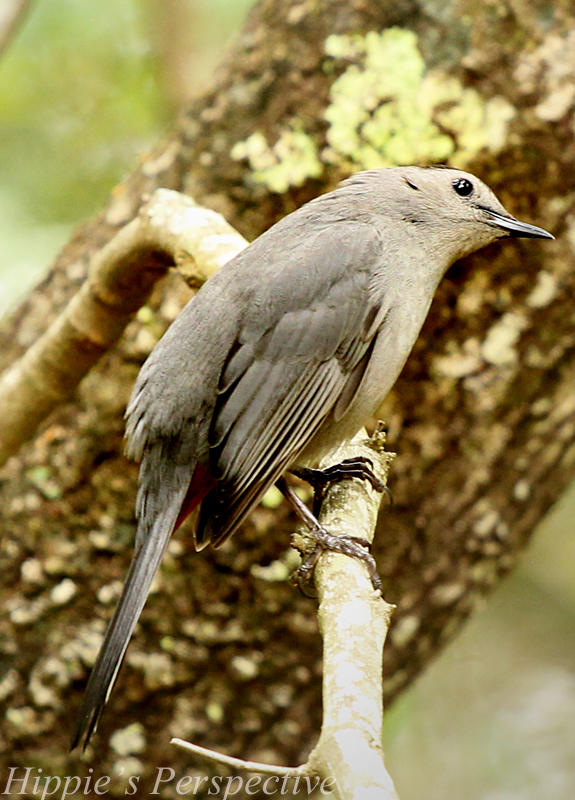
231,126,323,193
430,80,515,167
323,29,515,169
232,28,515,192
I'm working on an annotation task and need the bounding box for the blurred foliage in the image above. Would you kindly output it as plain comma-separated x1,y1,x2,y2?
0,0,251,313
0,0,164,223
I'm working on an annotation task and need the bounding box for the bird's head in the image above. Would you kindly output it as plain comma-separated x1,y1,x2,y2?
342,166,553,264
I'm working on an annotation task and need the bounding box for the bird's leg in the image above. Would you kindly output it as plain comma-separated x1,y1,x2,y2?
276,476,383,594
291,456,392,516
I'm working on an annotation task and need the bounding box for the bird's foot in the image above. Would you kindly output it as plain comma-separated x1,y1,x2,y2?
277,474,384,595
292,456,385,492
293,526,382,594
292,457,391,515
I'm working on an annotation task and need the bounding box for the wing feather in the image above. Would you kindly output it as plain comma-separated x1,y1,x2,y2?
195,226,390,547
200,361,343,548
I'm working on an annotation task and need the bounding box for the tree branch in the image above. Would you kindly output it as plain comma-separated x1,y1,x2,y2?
0,190,247,467
171,427,399,799
171,738,308,778
305,427,398,800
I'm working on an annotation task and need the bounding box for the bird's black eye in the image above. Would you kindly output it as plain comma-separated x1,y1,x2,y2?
452,178,474,197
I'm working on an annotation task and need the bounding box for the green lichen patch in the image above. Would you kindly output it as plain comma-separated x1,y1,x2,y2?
232,29,515,193
231,126,323,194
323,29,515,170
26,466,62,500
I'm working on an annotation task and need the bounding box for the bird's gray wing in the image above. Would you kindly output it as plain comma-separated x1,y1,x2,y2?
195,221,390,547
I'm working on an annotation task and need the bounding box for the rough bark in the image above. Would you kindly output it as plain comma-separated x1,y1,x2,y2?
1,0,574,794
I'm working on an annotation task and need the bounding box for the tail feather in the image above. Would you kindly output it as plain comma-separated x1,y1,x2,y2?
70,500,184,750
72,433,217,749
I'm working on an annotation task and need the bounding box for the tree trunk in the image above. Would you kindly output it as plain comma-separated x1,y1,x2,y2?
1,0,574,790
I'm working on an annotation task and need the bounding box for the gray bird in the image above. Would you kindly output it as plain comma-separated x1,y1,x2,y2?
72,166,552,748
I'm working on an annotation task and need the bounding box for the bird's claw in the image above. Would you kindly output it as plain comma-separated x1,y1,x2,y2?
292,526,383,595
293,456,384,491
292,456,391,515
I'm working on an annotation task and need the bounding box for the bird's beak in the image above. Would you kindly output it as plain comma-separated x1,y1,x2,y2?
483,210,554,240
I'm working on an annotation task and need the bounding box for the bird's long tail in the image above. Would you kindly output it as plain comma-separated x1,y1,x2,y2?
70,500,184,751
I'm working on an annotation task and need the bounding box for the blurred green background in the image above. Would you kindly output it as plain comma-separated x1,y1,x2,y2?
1,1,573,796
